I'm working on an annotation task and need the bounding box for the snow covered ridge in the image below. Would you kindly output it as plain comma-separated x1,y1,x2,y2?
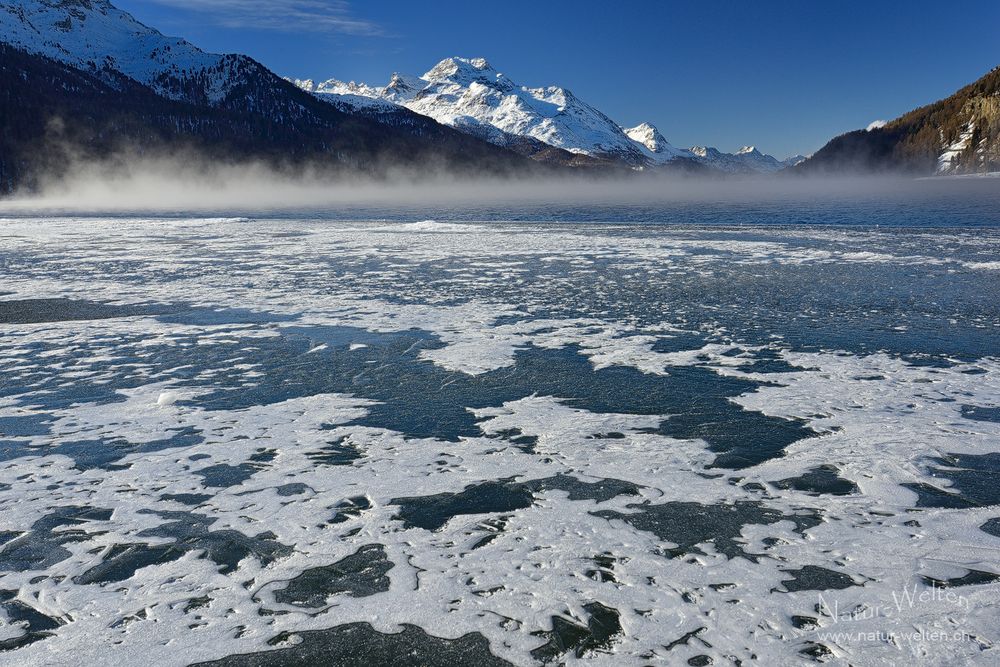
690,145,804,173
295,57,800,173
0,0,260,104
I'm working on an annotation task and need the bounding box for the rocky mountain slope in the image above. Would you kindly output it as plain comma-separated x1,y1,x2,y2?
295,57,795,173
797,66,1000,175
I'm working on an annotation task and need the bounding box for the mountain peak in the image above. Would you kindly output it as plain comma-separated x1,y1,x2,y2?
424,56,497,84
690,146,720,158
467,57,493,70
688,145,786,172
0,0,224,100
385,71,419,90
624,123,669,153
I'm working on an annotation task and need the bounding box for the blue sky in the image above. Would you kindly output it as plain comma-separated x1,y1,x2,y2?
115,0,1000,159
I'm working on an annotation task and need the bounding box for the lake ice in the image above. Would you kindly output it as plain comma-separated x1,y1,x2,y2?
0,213,997,665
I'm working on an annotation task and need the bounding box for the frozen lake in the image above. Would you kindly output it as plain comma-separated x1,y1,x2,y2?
0,203,998,665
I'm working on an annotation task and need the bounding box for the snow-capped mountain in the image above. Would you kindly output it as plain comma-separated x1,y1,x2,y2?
299,57,651,166
297,57,792,173
687,145,793,174
625,124,802,173
0,0,253,103
623,122,695,163
293,78,400,114
0,0,404,130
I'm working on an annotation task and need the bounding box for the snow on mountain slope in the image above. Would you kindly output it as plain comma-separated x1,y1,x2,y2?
937,121,976,173
0,0,249,103
298,57,791,172
626,123,802,172
407,57,656,164
688,145,787,174
292,78,400,114
300,57,652,166
623,122,695,163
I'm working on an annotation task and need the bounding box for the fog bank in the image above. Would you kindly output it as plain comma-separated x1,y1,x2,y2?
1,152,997,218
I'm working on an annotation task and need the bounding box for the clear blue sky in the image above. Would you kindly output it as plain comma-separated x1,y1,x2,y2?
115,0,1000,159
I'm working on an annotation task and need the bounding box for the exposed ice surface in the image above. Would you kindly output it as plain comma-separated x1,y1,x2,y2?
0,217,997,665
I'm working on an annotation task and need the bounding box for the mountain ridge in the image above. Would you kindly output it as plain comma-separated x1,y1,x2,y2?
295,56,794,174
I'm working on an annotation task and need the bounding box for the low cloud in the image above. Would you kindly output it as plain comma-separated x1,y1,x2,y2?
866,119,887,131
143,0,382,35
